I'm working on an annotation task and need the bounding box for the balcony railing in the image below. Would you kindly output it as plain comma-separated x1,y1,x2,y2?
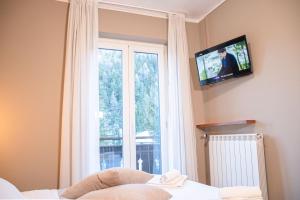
100,136,161,174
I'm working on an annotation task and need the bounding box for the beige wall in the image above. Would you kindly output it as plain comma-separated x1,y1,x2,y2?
0,1,202,190
99,9,167,44
0,0,68,190
195,0,300,199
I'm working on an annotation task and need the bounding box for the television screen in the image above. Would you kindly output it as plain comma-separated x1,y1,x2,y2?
195,35,252,86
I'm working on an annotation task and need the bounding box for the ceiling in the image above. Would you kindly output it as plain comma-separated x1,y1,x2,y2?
99,0,226,22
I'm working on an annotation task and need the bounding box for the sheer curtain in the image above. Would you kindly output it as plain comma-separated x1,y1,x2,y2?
167,13,198,181
59,0,99,188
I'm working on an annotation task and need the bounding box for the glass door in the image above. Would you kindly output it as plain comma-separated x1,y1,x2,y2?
98,39,167,174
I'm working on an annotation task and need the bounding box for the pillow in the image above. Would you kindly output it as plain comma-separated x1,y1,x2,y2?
114,168,154,184
78,184,172,200
61,169,120,199
0,178,24,199
61,168,153,199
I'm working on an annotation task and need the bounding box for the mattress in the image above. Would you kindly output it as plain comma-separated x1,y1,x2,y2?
21,181,221,200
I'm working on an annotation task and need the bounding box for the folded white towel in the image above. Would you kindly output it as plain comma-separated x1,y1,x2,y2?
165,175,187,186
160,169,181,184
147,175,187,188
220,186,262,199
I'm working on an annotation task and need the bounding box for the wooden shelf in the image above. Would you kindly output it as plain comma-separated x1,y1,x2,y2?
196,120,256,129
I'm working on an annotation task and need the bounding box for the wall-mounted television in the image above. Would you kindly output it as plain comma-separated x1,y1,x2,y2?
195,35,252,86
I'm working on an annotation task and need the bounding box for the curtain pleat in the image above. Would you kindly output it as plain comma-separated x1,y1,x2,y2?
59,0,99,188
167,14,198,181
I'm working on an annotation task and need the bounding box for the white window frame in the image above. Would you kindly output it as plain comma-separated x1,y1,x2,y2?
97,38,168,173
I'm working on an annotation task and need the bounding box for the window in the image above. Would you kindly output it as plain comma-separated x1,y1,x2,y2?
97,39,167,174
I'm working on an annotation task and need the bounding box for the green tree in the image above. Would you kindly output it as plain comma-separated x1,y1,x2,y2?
99,49,123,146
98,50,161,145
134,53,160,138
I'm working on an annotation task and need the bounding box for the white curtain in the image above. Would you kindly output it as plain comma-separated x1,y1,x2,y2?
59,0,99,188
167,14,198,181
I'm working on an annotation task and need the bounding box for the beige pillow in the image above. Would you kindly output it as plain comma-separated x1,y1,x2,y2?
61,168,153,199
78,184,172,200
61,169,120,199
114,168,154,184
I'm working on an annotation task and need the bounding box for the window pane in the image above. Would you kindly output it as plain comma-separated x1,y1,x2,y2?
134,52,161,174
98,48,123,170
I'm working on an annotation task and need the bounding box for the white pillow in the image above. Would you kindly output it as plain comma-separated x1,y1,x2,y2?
0,178,24,199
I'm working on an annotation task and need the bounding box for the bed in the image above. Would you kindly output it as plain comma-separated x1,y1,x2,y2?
1,169,262,200
20,179,262,200
20,181,219,200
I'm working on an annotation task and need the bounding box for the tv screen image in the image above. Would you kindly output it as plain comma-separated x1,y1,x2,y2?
195,35,252,86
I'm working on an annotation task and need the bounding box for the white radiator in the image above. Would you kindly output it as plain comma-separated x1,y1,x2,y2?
208,134,268,200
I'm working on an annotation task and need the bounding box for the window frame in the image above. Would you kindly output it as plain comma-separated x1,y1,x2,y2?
97,38,168,173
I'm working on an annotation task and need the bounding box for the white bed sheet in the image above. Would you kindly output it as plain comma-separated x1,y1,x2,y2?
164,180,220,200
22,189,60,199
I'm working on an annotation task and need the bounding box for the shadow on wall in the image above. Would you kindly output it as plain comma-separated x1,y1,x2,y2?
189,58,201,90
201,74,254,102
262,133,284,200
